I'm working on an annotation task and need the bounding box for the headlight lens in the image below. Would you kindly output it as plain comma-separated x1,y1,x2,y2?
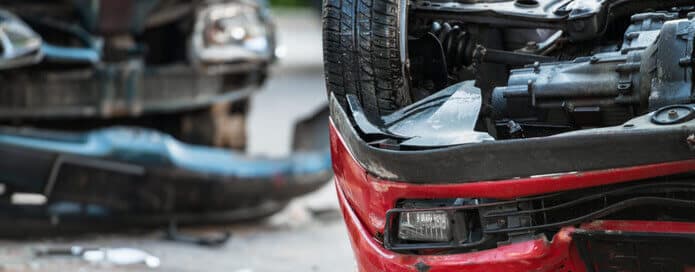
203,5,267,51
397,211,452,242
191,2,273,65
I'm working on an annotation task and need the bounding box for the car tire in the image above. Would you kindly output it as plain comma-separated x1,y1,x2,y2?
322,0,411,122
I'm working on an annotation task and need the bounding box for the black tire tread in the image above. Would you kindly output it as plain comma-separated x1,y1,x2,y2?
322,0,410,121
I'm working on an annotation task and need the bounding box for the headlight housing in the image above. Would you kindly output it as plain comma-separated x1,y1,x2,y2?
189,1,274,69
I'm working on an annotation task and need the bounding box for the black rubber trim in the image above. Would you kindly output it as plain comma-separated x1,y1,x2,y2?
329,94,695,183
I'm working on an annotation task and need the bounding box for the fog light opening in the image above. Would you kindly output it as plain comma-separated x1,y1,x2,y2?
397,211,452,242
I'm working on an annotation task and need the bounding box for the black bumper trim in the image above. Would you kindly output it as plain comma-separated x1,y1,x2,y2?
329,94,695,183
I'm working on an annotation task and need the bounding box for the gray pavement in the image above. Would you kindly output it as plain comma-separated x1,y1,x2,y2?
0,9,356,272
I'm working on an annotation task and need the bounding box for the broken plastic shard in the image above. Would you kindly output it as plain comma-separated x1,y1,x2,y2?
387,81,494,147
0,9,43,69
82,248,161,268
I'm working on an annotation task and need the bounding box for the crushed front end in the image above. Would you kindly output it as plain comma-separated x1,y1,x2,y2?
328,1,695,270
331,94,695,271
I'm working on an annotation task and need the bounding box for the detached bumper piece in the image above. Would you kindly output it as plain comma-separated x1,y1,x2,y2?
0,124,331,235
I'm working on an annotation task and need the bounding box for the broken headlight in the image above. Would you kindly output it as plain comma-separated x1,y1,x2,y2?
190,2,274,67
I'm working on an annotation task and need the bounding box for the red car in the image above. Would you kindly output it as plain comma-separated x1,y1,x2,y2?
322,0,695,271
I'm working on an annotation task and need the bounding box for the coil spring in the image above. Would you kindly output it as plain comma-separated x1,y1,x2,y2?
431,22,471,70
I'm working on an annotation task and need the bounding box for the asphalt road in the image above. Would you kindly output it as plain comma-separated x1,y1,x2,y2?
0,9,356,272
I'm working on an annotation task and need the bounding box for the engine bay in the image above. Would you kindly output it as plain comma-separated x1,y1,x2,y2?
383,0,695,145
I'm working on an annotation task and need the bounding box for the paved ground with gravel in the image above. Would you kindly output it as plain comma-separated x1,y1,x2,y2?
0,9,356,272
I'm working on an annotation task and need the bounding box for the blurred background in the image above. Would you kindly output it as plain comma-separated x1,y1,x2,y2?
0,2,355,271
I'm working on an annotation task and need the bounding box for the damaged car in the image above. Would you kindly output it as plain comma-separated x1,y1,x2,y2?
0,0,331,234
323,0,695,271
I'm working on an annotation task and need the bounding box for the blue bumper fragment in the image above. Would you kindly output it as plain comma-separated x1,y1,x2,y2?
0,126,331,179
0,108,332,231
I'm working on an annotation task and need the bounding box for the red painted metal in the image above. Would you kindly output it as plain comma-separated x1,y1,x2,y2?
330,120,695,271
330,120,695,235
337,182,586,272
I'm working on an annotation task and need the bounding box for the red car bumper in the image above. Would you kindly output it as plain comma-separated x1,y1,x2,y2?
330,121,695,272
